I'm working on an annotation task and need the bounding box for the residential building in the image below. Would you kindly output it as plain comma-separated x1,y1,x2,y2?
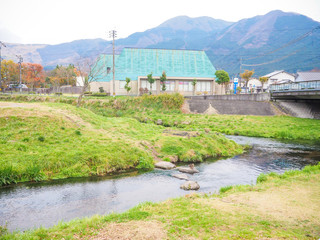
295,71,320,82
262,70,295,91
90,48,224,95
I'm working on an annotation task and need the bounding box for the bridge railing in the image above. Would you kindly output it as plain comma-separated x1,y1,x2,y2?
270,80,320,92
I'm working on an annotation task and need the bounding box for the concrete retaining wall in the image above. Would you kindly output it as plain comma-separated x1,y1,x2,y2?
187,93,270,102
273,101,320,119
186,99,276,116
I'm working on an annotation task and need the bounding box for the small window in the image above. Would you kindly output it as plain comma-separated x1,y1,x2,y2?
119,80,126,89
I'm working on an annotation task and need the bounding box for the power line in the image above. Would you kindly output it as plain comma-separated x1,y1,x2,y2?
243,25,320,61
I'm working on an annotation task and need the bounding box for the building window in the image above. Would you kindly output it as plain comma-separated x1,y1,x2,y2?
179,81,193,91
164,81,175,91
119,80,126,89
196,81,211,92
141,80,157,90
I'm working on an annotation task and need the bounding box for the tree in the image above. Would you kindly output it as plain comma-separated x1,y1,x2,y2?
192,79,197,96
47,65,76,87
124,77,131,95
240,70,254,94
215,70,230,94
259,76,268,93
147,73,155,94
0,60,19,87
76,56,108,107
22,63,45,89
160,71,167,92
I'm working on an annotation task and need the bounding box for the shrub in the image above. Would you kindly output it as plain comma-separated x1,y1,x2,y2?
55,92,63,96
256,173,268,183
136,157,154,170
219,185,233,194
24,164,45,182
38,136,45,142
75,130,81,135
0,165,19,186
99,87,104,93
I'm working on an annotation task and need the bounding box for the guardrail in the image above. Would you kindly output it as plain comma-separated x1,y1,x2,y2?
270,80,320,92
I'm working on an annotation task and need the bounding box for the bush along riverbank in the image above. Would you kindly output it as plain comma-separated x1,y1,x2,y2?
0,100,243,186
2,163,320,239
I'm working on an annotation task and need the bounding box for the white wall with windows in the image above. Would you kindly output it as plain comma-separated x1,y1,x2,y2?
196,81,211,92
164,81,175,91
179,81,193,91
141,80,157,90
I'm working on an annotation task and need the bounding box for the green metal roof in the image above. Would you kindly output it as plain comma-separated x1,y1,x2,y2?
95,48,216,82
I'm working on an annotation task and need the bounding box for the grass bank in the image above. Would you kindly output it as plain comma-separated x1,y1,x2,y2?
0,100,242,186
3,163,320,239
1,94,320,142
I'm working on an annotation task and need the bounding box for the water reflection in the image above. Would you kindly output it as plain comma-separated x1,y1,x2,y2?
0,136,319,231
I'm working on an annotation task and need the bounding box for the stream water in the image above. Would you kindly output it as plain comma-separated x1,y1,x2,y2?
1,136,319,232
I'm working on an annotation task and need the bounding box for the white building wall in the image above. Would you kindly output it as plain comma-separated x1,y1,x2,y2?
266,72,295,88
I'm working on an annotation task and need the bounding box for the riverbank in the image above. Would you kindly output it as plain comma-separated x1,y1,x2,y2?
1,94,319,142
0,99,242,186
2,163,319,239
1,93,320,186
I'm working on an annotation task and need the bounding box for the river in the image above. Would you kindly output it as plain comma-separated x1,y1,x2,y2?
0,136,319,232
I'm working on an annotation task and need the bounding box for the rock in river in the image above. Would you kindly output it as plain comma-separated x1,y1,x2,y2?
155,161,176,170
177,166,199,174
180,181,200,191
172,173,189,180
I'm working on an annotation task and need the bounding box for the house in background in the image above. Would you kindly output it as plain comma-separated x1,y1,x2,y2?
247,78,262,93
262,70,295,91
90,48,224,96
295,71,320,82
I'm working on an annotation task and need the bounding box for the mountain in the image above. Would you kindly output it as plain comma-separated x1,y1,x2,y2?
2,11,320,75
206,10,320,76
3,15,232,69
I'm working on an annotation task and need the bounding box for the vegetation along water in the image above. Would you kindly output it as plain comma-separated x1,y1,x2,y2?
0,93,320,239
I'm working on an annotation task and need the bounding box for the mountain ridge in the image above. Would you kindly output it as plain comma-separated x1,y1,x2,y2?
2,11,320,76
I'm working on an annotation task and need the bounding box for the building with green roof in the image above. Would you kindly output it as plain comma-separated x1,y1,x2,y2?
90,48,223,95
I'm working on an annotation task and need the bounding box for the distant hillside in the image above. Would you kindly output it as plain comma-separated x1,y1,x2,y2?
2,11,320,75
207,10,320,76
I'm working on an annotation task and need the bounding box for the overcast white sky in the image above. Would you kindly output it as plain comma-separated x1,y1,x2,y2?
1,0,320,45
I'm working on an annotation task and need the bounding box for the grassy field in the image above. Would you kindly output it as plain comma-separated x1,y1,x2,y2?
2,163,319,239
0,99,242,186
2,94,319,142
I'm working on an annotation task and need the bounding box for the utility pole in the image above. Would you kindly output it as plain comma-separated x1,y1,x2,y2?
239,56,242,89
16,55,23,93
109,30,117,96
0,41,6,90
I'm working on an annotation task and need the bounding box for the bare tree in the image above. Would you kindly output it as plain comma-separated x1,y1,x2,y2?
76,55,108,107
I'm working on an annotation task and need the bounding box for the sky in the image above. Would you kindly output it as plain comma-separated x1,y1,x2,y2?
1,0,320,45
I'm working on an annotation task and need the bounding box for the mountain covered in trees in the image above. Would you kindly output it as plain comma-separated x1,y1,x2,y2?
2,10,320,76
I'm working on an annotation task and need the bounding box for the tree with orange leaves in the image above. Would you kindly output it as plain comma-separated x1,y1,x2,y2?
22,63,45,89
240,69,254,94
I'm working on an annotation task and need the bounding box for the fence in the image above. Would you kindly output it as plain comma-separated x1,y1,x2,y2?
1,86,83,95
270,80,320,92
